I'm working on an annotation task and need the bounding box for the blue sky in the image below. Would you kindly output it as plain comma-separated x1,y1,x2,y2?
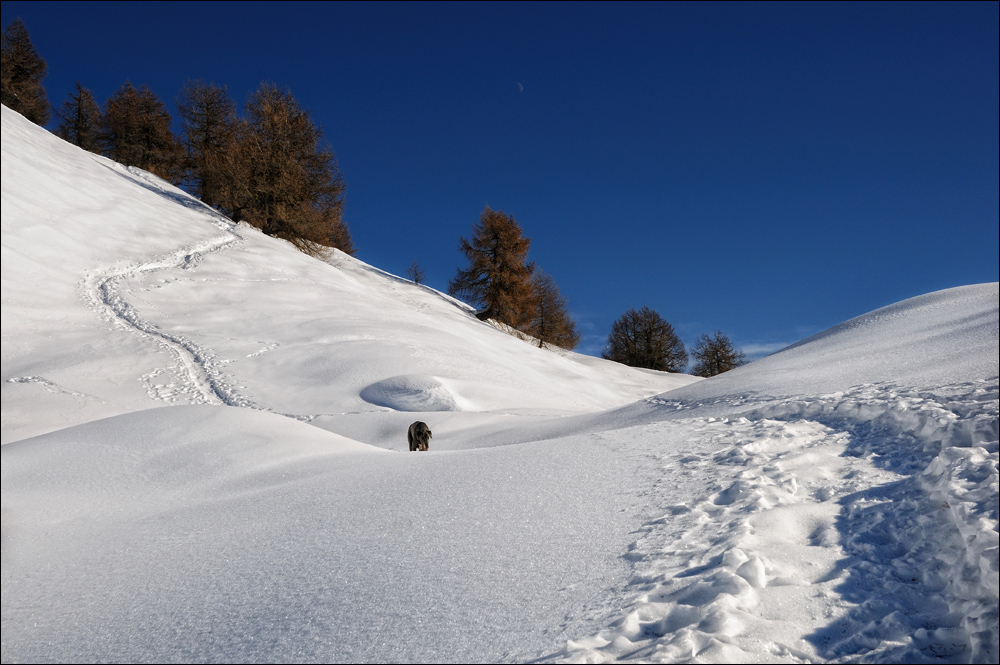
3,1,997,359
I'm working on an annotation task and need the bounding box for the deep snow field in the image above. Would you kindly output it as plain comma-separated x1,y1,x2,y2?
2,104,998,663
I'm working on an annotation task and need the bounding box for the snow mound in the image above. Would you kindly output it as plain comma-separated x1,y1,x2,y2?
360,373,463,411
1,405,380,528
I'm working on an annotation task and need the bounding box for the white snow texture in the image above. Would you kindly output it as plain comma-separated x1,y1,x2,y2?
2,105,998,663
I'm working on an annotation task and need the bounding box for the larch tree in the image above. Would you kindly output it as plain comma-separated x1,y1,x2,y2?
0,18,50,125
691,330,746,377
603,306,688,372
101,82,184,183
217,82,353,256
526,270,580,350
176,80,237,208
55,82,101,153
407,261,426,285
448,206,535,328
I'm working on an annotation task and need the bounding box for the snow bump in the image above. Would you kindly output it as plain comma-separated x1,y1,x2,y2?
360,374,462,412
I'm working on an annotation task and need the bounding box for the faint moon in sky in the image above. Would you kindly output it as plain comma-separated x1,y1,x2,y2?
516,82,524,93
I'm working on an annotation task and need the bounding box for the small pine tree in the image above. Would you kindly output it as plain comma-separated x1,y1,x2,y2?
603,306,688,372
691,331,746,377
55,82,101,153
448,206,534,328
407,261,426,284
0,18,50,125
526,270,580,349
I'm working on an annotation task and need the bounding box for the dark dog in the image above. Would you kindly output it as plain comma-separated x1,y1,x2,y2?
408,421,432,451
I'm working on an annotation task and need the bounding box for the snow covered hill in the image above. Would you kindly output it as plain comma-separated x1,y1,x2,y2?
2,105,997,664
1,104,697,447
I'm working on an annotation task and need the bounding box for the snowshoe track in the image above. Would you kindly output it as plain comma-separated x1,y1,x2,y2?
81,217,258,409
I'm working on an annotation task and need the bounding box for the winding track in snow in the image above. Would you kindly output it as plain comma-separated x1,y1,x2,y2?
81,215,260,409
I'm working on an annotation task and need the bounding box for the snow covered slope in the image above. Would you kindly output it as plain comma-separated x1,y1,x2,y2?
2,104,997,664
667,283,998,400
1,104,697,446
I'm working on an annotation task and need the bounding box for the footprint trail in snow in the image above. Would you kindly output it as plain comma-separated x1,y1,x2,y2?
80,215,258,409
552,379,999,664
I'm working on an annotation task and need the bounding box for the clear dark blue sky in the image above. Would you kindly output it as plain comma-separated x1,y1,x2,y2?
4,1,998,358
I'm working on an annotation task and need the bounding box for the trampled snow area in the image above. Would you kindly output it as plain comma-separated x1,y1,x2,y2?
2,104,997,663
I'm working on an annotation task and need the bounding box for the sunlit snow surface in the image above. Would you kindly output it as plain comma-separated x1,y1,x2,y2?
2,105,997,663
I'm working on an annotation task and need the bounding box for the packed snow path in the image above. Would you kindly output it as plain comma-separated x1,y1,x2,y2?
80,213,254,408
551,380,999,663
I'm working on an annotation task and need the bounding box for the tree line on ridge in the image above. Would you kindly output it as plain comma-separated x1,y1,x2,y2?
3,19,351,257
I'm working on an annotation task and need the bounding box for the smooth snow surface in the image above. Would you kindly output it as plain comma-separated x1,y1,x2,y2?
2,104,998,663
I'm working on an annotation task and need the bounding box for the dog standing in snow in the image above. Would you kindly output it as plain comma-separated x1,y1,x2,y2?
408,421,432,451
